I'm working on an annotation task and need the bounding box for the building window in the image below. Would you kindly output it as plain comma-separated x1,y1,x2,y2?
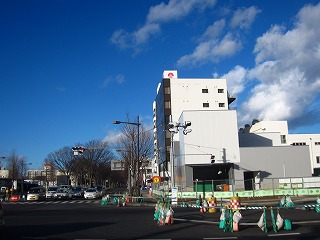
218,89,224,93
219,103,225,107
164,101,171,108
281,135,286,144
292,142,306,146
164,87,170,94
202,89,208,93
203,103,209,107
315,142,320,145
317,156,320,164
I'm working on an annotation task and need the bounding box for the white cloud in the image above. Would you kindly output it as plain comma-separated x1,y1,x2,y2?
147,0,216,23
115,74,125,84
101,74,125,89
220,65,247,94
103,129,123,144
236,3,320,128
132,23,161,46
110,0,216,51
230,6,262,30
177,6,260,67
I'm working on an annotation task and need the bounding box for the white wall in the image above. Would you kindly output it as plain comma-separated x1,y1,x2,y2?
177,110,240,166
170,78,228,125
288,134,320,174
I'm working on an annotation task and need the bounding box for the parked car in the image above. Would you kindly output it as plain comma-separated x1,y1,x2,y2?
27,187,46,201
9,194,21,202
71,187,84,198
58,185,71,190
84,188,99,199
54,188,73,200
46,186,59,200
95,186,106,197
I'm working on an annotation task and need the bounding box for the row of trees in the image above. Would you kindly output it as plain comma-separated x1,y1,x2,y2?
3,117,154,196
44,140,119,187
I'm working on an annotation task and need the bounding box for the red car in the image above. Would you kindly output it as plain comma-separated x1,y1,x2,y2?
9,195,21,202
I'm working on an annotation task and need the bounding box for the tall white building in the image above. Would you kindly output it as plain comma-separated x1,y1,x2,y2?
153,70,237,189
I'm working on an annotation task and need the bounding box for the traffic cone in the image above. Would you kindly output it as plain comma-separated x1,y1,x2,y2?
165,207,174,225
233,222,239,232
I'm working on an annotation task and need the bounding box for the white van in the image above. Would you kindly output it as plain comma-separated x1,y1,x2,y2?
27,187,46,201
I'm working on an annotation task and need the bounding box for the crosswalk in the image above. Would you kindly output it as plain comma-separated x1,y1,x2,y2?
2,199,103,205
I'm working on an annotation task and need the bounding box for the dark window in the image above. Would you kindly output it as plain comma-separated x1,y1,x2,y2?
203,103,209,107
218,89,224,93
219,103,225,107
202,89,208,93
292,142,306,146
317,156,320,164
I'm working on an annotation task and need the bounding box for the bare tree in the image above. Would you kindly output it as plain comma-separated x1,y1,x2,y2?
114,118,154,196
6,150,28,179
81,139,114,187
45,146,74,185
45,140,114,187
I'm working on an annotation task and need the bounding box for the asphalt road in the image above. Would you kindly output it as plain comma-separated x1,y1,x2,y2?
1,199,320,240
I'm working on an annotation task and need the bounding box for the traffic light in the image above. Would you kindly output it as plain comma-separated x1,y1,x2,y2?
78,147,84,154
72,146,85,155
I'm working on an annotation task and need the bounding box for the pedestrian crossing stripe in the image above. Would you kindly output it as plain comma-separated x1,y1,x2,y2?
2,200,101,205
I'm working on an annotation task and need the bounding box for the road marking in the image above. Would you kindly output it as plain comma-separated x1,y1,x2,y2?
174,218,218,224
136,239,171,240
268,233,301,237
204,237,238,239
1,200,101,205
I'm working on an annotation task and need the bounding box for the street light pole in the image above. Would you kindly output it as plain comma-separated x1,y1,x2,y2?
113,116,141,196
21,162,32,197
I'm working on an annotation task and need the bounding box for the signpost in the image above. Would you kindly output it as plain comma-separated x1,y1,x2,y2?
171,187,178,205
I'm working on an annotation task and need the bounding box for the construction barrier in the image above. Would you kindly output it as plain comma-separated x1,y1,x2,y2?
278,195,294,208
200,199,208,213
153,199,174,226
230,196,240,210
207,196,217,213
153,196,320,234
304,196,320,212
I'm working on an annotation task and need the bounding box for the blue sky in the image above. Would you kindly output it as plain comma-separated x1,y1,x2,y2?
1,0,320,170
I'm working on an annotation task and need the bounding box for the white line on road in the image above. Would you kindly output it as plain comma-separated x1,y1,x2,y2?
204,237,238,239
268,232,301,237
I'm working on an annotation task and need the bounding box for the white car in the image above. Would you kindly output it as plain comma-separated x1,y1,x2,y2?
27,187,46,201
84,188,99,199
54,188,73,200
46,186,59,199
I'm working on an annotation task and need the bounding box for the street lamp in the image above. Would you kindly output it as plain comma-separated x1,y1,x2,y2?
113,116,141,196
21,162,32,196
